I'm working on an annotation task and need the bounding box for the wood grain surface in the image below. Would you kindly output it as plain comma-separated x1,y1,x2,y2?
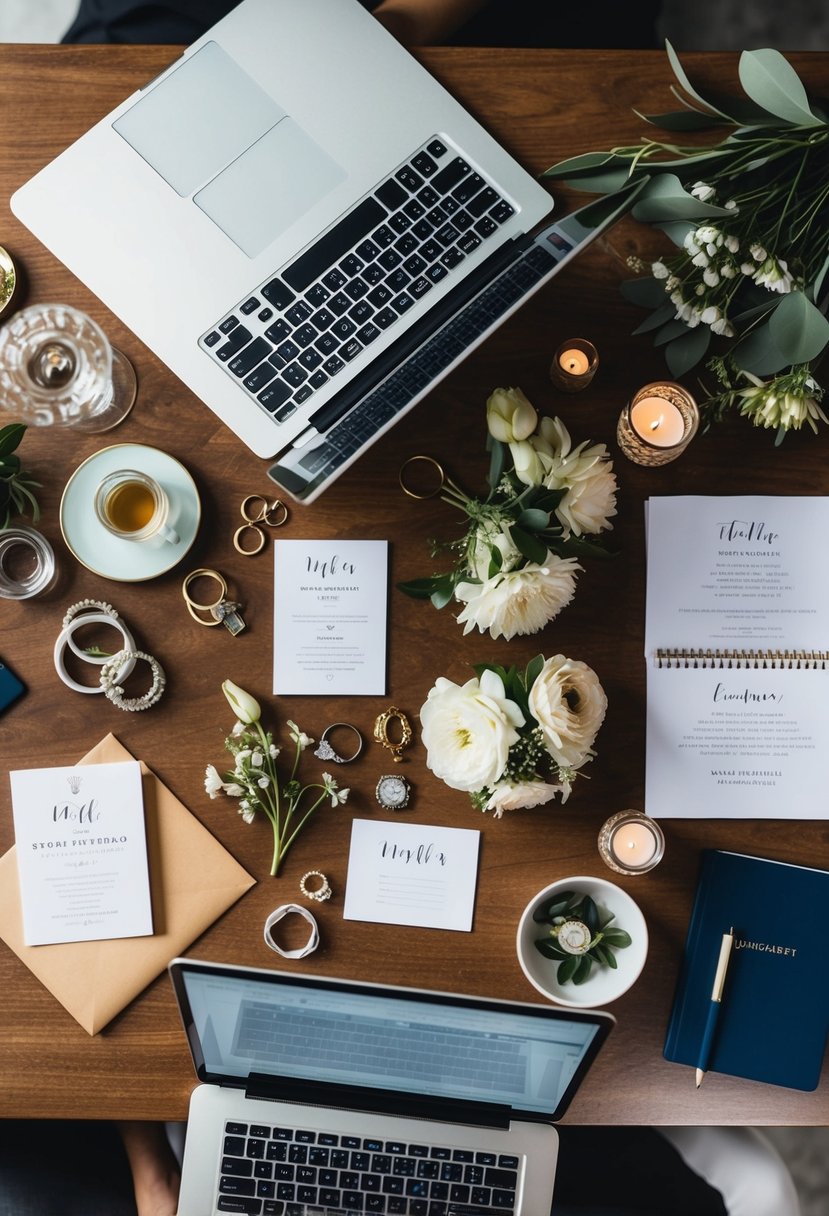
1,44,828,1124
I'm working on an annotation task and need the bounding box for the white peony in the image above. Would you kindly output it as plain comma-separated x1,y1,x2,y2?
486,386,537,443
528,655,607,769
484,780,561,818
420,670,524,792
455,553,580,641
535,416,617,537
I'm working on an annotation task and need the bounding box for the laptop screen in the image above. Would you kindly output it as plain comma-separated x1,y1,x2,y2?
171,960,612,1122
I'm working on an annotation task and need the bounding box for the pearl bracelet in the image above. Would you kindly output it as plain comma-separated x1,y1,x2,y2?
100,649,166,712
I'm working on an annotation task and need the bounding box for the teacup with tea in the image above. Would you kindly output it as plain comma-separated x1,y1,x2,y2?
94,469,179,546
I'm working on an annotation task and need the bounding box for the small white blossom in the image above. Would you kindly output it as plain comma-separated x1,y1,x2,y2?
269,744,280,759
321,773,350,806
701,305,721,325
257,775,270,789
725,234,739,253
725,199,738,209
651,260,670,279
754,255,794,294
287,720,314,750
696,225,719,245
683,233,701,255
231,720,246,737
740,262,756,276
225,783,245,797
721,262,737,279
235,749,251,763
204,765,224,799
703,268,720,287
239,801,256,824
250,750,264,767
711,317,735,336
691,250,709,268
666,275,680,291
691,181,715,201
695,284,706,296
750,243,767,262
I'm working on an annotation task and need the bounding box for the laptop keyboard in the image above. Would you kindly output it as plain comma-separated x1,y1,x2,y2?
216,1119,521,1215
199,137,516,425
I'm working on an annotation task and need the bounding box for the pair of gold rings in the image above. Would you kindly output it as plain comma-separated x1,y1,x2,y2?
181,568,245,635
233,494,289,555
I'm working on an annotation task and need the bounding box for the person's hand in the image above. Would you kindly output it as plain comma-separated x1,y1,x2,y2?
118,1121,181,1216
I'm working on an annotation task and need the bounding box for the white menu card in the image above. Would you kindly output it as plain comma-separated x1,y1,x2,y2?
273,539,388,695
644,496,829,818
343,818,480,932
10,759,153,945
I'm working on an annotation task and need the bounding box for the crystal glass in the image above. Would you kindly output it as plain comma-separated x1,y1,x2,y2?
598,809,665,876
0,525,57,599
0,303,136,431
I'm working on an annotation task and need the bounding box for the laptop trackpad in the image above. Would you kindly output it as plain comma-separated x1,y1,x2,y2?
194,118,346,258
113,41,285,198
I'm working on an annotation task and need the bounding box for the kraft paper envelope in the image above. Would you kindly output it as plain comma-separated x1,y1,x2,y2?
0,733,256,1034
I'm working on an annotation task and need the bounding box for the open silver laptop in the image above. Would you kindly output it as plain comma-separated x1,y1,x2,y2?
11,0,620,502
169,958,613,1216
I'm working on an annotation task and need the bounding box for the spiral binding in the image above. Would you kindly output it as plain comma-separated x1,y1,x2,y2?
655,649,829,669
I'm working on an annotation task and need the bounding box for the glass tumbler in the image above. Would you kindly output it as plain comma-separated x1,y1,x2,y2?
0,303,136,431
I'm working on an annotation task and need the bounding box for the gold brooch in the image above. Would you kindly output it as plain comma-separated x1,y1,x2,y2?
373,706,413,763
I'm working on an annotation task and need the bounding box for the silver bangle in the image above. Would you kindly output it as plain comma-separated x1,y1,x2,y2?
313,723,363,764
54,611,137,694
263,904,320,959
99,649,166,712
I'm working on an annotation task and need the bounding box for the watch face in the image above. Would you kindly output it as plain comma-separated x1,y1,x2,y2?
377,775,409,808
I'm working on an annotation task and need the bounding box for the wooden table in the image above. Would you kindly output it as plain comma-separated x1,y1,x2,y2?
1,44,828,1126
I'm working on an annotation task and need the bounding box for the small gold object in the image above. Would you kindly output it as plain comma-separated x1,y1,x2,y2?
233,494,289,555
182,567,246,634
373,706,413,763
399,455,445,499
299,870,332,902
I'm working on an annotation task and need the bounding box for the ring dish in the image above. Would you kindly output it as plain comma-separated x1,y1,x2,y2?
516,876,649,1009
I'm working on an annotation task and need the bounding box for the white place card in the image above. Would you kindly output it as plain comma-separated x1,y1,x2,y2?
10,759,153,946
273,539,388,695
343,819,480,932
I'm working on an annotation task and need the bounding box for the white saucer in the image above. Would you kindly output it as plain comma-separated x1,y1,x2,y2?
60,443,201,582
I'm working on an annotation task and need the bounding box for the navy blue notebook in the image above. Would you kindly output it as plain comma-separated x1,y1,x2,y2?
664,849,829,1091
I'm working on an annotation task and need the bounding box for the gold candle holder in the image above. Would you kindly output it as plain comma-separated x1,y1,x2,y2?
598,810,665,876
616,381,699,466
549,338,598,392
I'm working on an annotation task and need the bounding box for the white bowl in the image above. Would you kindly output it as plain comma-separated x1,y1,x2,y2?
516,876,648,1008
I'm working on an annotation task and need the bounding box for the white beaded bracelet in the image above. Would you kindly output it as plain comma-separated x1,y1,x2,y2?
53,611,137,694
100,649,166,712
263,904,320,959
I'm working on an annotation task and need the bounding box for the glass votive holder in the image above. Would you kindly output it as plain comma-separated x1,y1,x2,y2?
0,525,57,599
598,810,665,876
616,381,699,466
549,338,599,392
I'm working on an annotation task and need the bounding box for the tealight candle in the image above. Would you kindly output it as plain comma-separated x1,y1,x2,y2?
550,338,598,392
616,381,699,466
598,810,665,876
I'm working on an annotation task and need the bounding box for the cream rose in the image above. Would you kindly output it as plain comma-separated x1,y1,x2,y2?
420,670,524,792
536,416,618,536
484,780,561,818
455,553,580,641
528,655,607,769
486,387,537,444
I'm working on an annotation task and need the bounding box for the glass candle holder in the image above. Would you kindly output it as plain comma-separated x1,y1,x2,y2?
0,525,57,599
598,810,665,876
616,381,699,466
549,338,598,392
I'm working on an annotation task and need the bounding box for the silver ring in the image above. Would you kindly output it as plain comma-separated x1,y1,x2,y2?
299,870,332,902
263,904,320,959
313,722,363,764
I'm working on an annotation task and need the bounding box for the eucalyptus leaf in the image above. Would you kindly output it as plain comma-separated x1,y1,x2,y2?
430,583,456,610
633,191,732,223
581,896,599,935
621,277,668,308
632,301,676,336
653,318,692,347
665,40,736,122
634,108,728,131
572,956,594,985
603,949,618,970
557,956,579,985
509,524,547,565
541,151,626,180
768,291,829,364
487,544,503,578
665,324,711,377
563,169,634,194
397,576,445,601
534,939,570,962
602,929,633,948
738,48,823,127
732,323,790,375
532,891,577,922
655,220,697,247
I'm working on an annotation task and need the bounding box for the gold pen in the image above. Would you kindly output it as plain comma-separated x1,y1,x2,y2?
695,927,734,1088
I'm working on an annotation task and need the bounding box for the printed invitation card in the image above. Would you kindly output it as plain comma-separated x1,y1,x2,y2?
273,538,388,695
10,759,153,946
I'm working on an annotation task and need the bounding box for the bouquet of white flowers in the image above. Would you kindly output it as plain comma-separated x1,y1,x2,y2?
544,45,829,443
420,654,607,815
399,388,617,641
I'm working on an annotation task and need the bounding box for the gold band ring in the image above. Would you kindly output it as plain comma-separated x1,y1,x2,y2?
399,455,445,499
182,568,227,626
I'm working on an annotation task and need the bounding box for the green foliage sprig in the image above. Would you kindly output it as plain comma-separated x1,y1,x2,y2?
0,423,41,529
544,45,829,444
533,890,631,986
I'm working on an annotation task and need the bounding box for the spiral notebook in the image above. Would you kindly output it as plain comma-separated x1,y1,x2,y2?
644,496,829,819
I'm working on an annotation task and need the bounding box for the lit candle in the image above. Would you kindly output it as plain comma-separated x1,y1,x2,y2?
559,348,590,376
629,396,686,448
609,821,659,867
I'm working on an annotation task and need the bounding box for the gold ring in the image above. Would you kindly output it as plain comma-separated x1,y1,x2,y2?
399,455,445,499
240,494,271,523
373,706,413,763
182,568,227,626
233,523,266,555
263,499,289,527
299,870,332,902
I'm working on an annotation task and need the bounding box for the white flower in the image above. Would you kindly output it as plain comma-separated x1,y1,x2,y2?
231,721,246,737
711,316,735,337
651,260,670,279
484,780,561,818
322,772,350,806
486,386,537,443
257,775,270,789
528,655,607,770
700,305,721,325
750,243,767,262
702,268,720,287
509,438,547,487
269,743,280,759
455,553,581,641
683,232,701,255
691,182,715,201
691,250,709,268
222,680,261,724
721,262,737,279
725,199,738,209
420,670,524,792
239,800,256,824
251,750,264,767
665,275,680,291
536,416,617,536
740,261,756,276
287,720,314,750
204,765,225,799
695,225,719,245
468,524,521,581
224,783,245,797
725,234,739,252
235,749,252,764
753,255,794,294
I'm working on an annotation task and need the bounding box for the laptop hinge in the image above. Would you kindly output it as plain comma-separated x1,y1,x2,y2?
245,1073,513,1130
